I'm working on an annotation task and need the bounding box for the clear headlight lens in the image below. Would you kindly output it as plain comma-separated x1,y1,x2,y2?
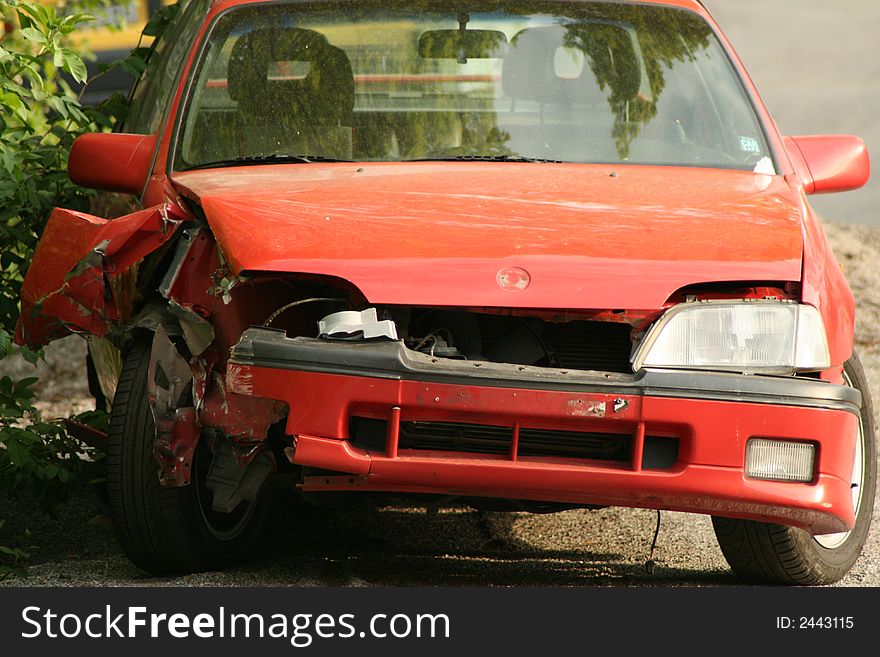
632,301,830,374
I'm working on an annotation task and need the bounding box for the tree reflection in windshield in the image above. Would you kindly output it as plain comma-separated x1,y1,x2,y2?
562,7,711,159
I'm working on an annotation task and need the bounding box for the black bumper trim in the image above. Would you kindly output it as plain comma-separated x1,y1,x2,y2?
230,328,862,414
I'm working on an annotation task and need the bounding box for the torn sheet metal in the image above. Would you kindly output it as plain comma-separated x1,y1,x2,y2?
130,299,186,337
200,371,287,452
156,226,218,356
318,308,398,340
148,325,198,487
158,227,201,299
168,299,215,356
15,204,186,349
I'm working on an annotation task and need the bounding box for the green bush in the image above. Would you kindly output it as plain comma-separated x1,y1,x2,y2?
0,0,167,578
0,1,101,332
0,332,95,579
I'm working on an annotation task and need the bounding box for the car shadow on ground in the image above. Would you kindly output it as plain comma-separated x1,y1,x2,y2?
239,501,738,586
1,486,738,586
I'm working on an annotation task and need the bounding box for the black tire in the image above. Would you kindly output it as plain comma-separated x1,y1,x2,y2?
107,333,269,575
712,352,877,585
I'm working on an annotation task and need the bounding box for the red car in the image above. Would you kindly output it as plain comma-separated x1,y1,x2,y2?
16,0,874,584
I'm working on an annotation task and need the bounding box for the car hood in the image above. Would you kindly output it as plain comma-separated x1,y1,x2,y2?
172,163,804,310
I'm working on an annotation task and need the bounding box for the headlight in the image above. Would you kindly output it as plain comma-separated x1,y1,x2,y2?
632,301,830,374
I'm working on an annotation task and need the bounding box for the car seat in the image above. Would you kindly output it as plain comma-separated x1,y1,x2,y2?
226,27,355,160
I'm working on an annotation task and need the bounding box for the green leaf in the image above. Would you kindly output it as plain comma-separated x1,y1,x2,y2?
130,47,154,60
16,9,35,31
20,347,41,366
32,422,61,437
60,14,95,34
29,86,46,103
42,3,57,24
0,147,16,176
61,50,88,85
20,27,47,46
119,54,147,79
5,440,27,467
142,4,181,37
18,2,50,26
0,406,24,419
72,409,110,433
0,93,29,124
13,377,38,398
2,79,30,98
19,60,43,89
46,96,69,120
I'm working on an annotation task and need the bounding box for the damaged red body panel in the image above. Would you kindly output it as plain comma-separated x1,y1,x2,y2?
16,205,185,348
198,379,287,455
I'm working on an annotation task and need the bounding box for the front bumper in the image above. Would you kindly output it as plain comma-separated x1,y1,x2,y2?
229,328,861,534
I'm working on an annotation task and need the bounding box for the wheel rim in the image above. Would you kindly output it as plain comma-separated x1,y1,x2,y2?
814,370,865,549
193,442,258,542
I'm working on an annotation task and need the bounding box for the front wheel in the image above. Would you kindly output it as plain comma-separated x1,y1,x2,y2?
712,352,876,585
107,333,269,575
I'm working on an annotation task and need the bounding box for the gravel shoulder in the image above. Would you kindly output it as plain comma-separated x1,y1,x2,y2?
1,221,879,587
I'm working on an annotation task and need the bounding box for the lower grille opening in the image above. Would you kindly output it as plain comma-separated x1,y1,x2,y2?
401,421,511,455
350,417,678,470
517,427,630,462
349,417,388,452
643,436,679,470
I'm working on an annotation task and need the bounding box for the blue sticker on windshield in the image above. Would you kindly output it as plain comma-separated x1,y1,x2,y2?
739,136,760,153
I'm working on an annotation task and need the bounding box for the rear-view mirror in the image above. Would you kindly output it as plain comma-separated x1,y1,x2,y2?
418,29,509,61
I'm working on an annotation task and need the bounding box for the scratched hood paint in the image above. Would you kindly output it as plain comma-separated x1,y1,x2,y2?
172,163,804,309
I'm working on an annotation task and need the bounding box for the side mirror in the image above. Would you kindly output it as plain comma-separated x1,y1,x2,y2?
68,133,157,195
784,135,870,195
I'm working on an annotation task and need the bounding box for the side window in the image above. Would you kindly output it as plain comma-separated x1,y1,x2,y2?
123,0,209,135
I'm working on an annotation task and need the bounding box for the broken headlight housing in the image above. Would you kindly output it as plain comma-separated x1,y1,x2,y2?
632,300,830,374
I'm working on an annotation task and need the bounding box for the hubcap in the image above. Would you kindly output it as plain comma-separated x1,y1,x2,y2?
814,371,864,550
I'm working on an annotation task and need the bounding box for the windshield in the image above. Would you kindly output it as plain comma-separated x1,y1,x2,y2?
174,0,774,172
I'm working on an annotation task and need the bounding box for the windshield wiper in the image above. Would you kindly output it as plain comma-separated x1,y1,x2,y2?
186,154,353,171
405,154,564,164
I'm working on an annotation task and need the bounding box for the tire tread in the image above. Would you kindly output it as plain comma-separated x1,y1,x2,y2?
107,335,209,574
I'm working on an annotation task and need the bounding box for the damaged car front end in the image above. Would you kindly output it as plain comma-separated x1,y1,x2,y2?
16,0,874,584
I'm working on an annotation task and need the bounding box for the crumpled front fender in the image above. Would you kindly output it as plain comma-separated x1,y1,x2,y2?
15,204,186,349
